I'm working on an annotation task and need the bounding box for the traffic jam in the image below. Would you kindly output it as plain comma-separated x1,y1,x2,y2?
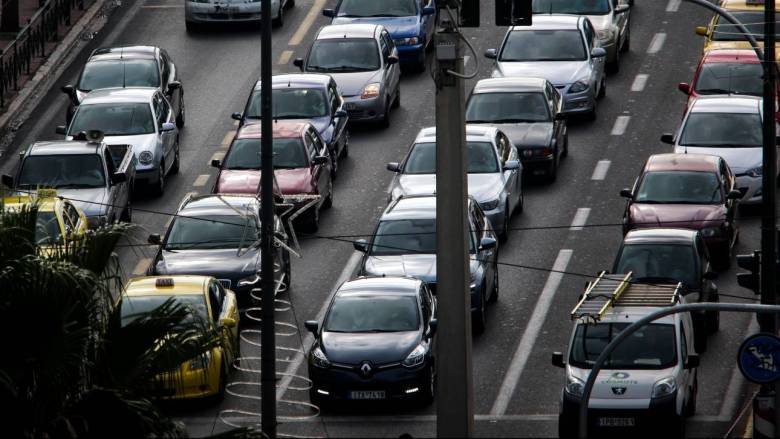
0,0,775,436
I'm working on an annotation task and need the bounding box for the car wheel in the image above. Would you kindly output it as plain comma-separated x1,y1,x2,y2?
286,0,294,8
416,51,426,73
488,260,499,303
341,131,349,158
330,151,338,180
176,95,186,128
419,365,435,405
586,106,597,121
685,375,697,417
597,77,606,99
472,288,487,334
499,204,509,243
608,48,620,74
561,134,569,158
309,387,325,410
305,206,320,232
707,295,720,335
283,251,292,289
380,98,391,128
392,88,401,109
323,178,333,209
120,198,132,223
516,189,524,215
185,21,200,33
170,138,180,174
693,316,708,354
154,162,165,197
273,2,284,27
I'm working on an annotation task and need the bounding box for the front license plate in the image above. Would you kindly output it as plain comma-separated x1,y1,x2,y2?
344,103,357,111
598,417,635,427
348,390,385,400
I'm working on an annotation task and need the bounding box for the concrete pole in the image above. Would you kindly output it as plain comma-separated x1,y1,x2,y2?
434,15,474,438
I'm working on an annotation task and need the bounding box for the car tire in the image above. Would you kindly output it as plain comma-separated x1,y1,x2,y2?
283,250,292,290
415,51,426,73
597,77,606,99
419,365,435,405
286,0,294,8
516,189,524,215
273,2,284,27
472,288,487,334
685,375,697,417
392,88,401,109
380,99,391,128
185,21,200,33
561,134,569,158
176,95,186,128
309,388,325,410
608,48,620,74
499,204,509,243
488,260,499,303
693,316,708,353
586,106,597,122
323,179,333,209
154,162,165,197
558,415,577,438
330,151,338,180
120,198,132,223
305,207,320,233
341,131,349,158
170,139,180,175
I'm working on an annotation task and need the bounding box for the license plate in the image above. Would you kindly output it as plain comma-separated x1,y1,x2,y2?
348,390,385,400
344,103,357,110
598,417,635,427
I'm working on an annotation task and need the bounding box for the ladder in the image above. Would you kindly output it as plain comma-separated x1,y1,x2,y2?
571,272,683,322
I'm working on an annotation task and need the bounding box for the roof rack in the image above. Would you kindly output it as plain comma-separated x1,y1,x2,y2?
571,272,682,322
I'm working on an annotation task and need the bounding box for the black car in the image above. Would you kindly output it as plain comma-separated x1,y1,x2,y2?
147,194,290,304
61,45,185,127
305,276,437,406
231,73,349,179
466,76,567,181
353,194,498,333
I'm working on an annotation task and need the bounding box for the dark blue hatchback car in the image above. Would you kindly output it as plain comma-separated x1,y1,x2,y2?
323,0,436,71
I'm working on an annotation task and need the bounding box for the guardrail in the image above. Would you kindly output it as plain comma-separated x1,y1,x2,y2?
0,0,86,107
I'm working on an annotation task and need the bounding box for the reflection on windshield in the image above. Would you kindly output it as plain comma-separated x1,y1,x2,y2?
338,0,417,17
403,142,499,174
79,59,160,91
223,138,308,170
370,219,477,255
570,323,677,369
120,294,208,327
35,211,63,246
467,92,551,123
325,295,419,332
70,103,155,136
307,39,380,73
247,88,329,119
635,171,722,204
713,13,780,41
165,215,258,250
680,113,762,147
532,0,610,15
18,155,106,189
615,244,698,289
695,62,763,96
501,30,586,62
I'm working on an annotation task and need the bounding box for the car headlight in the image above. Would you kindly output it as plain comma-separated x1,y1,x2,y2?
189,351,211,370
480,199,500,211
746,166,763,178
139,151,154,165
394,37,420,46
237,273,261,288
652,376,677,398
402,343,427,368
361,83,381,99
565,375,584,398
597,29,614,41
701,227,722,238
311,346,330,369
569,80,589,94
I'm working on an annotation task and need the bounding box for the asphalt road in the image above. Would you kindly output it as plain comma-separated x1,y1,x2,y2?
0,0,767,437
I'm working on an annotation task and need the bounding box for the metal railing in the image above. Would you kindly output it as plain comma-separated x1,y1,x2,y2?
0,0,86,107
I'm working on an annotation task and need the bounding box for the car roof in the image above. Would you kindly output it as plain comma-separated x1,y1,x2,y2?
473,77,548,94
337,276,422,297
124,275,209,297
27,140,101,156
317,23,380,39
645,153,720,173
257,74,331,91
702,49,760,63
236,121,308,139
510,14,582,31
689,95,761,113
89,45,158,61
721,0,778,11
179,194,261,217
415,125,499,143
623,228,698,245
80,87,157,104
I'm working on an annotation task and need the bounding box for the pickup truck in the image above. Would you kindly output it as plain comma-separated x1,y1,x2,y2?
1,134,135,228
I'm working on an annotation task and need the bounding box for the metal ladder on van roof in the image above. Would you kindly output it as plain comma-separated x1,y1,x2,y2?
571,272,683,322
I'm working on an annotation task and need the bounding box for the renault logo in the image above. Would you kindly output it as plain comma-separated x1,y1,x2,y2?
612,387,627,395
359,362,373,377
611,372,630,379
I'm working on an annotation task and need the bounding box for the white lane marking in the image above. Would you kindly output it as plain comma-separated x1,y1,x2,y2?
647,33,667,54
276,251,363,398
610,115,630,136
666,0,681,12
631,74,649,92
210,151,225,165
570,208,591,231
193,174,210,187
591,160,611,181
132,257,151,276
719,318,758,418
464,55,471,66
490,249,574,415
289,0,327,46
278,50,294,65
221,131,235,147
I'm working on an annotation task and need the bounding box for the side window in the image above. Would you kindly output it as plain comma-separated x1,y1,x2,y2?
159,96,170,125
104,148,116,176
583,21,594,50
152,95,163,128
380,34,390,60
496,135,508,163
159,53,170,86
472,203,488,237
208,282,221,321
328,84,339,114
310,129,326,154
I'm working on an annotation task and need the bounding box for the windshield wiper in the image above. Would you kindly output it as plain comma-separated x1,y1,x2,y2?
696,88,733,94
274,114,315,119
366,13,403,17
56,183,101,189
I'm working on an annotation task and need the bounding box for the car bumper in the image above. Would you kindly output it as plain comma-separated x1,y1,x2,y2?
185,2,264,23
396,43,425,64
559,88,595,114
309,362,431,402
519,154,556,176
735,174,762,205
483,207,505,233
343,95,385,122
560,391,678,434
135,167,160,185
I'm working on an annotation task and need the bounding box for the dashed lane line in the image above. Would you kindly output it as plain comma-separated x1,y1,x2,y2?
289,0,327,46
666,0,681,12
278,50,294,65
141,4,182,8
132,257,151,276
647,32,667,54
221,131,235,147
631,74,648,92
490,249,574,415
610,115,630,136
591,160,611,181
570,208,591,231
193,174,210,187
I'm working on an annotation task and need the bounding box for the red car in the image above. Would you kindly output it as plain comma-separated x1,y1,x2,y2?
620,153,742,269
211,121,333,231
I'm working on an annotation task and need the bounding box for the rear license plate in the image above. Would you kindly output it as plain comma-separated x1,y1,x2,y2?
344,103,357,110
348,390,385,400
598,417,635,427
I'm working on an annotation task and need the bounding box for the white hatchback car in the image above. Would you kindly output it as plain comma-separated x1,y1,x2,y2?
185,0,294,30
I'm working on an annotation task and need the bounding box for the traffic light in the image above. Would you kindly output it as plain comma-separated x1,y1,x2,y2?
736,250,761,294
496,0,532,27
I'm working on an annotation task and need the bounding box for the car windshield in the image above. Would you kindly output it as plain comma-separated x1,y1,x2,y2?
614,244,698,289
78,59,160,91
307,39,380,73
635,171,723,204
246,88,329,119
120,294,208,327
404,142,500,174
532,0,610,15
18,155,106,189
679,112,762,147
337,0,417,17
223,138,308,170
69,103,155,136
165,215,259,250
35,211,63,246
713,13,780,41
325,295,419,333
500,30,586,62
371,218,476,255
569,323,677,369
695,62,763,96
466,92,551,123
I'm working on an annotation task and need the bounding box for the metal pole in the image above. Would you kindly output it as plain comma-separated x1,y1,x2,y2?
259,0,277,436
577,303,780,439
434,12,474,438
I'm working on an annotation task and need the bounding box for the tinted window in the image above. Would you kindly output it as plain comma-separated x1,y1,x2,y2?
246,88,329,119
69,103,155,136
635,171,722,204
18,155,106,189
713,13,780,41
79,59,160,91
223,138,308,169
500,30,586,61
337,0,417,16
404,142,499,174
165,215,259,250
695,62,763,96
120,294,208,327
680,112,762,147
371,218,477,255
35,211,62,245
570,323,677,369
615,244,698,288
325,295,419,332
307,39,380,72
532,0,610,14
466,92,551,123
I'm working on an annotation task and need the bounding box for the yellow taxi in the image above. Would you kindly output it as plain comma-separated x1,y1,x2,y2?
696,0,780,55
2,192,88,248
120,276,240,400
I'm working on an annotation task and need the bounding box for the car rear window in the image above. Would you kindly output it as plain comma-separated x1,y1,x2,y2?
694,62,763,97
371,218,477,255
635,171,722,204
466,92,551,123
337,0,417,17
79,59,160,91
501,30,586,62
532,0,610,15
120,294,208,327
325,295,419,333
35,211,63,246
569,323,677,369
712,12,780,41
165,214,259,250
18,155,106,189
307,39,381,73
223,138,308,169
679,112,762,147
614,243,698,289
404,142,499,174
246,88,329,119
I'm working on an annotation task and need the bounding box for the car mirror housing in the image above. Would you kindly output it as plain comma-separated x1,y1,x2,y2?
620,188,633,199
231,112,243,121
660,133,675,144
353,239,368,252
728,189,744,200
211,159,222,169
429,318,438,335
387,55,399,65
161,122,176,132
614,4,630,13
695,26,708,37
387,162,401,172
551,352,566,368
591,47,607,58
55,125,67,135
312,155,329,166
168,80,181,91
148,233,162,245
422,5,435,15
293,58,305,71
334,109,348,118
221,317,237,328
111,172,127,185
322,8,335,18
304,320,319,334
678,83,691,95
484,48,497,59
503,160,520,171
479,237,497,251
685,354,700,369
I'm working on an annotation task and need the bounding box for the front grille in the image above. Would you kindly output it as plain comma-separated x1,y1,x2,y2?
218,279,232,289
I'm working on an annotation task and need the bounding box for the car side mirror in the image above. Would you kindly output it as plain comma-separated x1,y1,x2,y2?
552,351,566,368
685,353,700,369
620,188,633,199
312,155,329,166
293,58,304,71
554,112,567,121
111,172,127,185
591,47,607,58
161,122,176,132
387,55,399,65
211,159,222,169
429,318,438,335
56,125,67,135
387,162,401,172
148,233,162,245
484,48,497,59
304,320,319,334
422,6,435,15
1,174,14,188
678,83,691,95
231,112,243,121
614,4,629,13
221,316,237,328
503,160,520,171
322,8,335,18
479,237,497,251
334,110,348,118
353,239,368,252
727,189,744,200
61,84,78,105
695,26,708,37
660,133,675,144
167,80,181,91
704,271,718,280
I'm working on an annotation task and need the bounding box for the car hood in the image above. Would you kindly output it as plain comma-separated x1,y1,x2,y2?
331,16,420,36
321,331,421,365
363,254,479,283
570,366,675,401
155,248,260,280
674,146,761,174
56,187,108,217
105,133,158,157
487,122,554,147
493,61,590,86
629,203,726,230
215,169,313,195
391,174,503,203
331,70,384,97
